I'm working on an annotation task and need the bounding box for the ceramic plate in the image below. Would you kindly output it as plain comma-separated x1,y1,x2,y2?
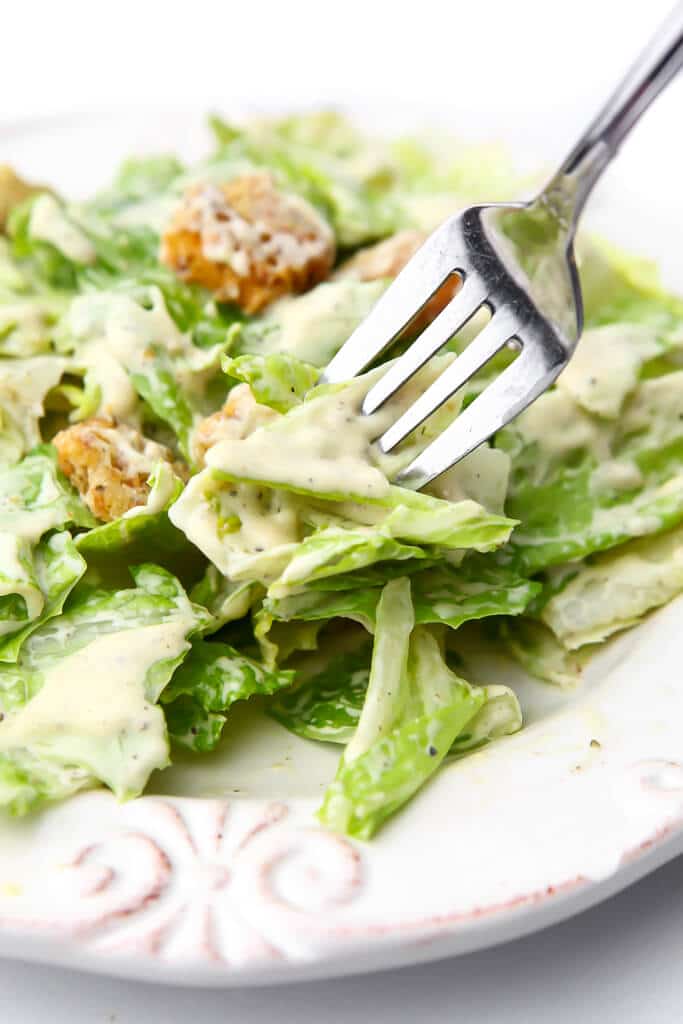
0,108,682,988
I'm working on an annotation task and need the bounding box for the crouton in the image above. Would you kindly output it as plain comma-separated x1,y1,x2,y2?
54,418,185,522
192,383,278,465
335,229,461,329
160,173,335,313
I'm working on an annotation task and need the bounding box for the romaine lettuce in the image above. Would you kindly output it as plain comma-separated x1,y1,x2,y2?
317,579,520,839
0,565,209,813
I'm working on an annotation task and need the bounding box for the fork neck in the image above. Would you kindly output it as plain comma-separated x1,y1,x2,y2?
541,2,683,233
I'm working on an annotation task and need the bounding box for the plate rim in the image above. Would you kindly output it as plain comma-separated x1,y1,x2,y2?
1,104,683,988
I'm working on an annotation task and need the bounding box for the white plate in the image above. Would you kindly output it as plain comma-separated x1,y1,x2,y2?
1,108,683,988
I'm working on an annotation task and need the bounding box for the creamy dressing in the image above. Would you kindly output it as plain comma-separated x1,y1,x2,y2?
206,356,460,505
428,445,510,515
206,373,392,501
0,619,193,795
590,459,643,494
0,468,66,543
252,280,387,366
618,371,683,452
168,472,300,578
29,195,96,264
0,356,67,463
64,289,221,421
556,324,660,419
123,462,178,518
513,389,611,477
0,302,53,357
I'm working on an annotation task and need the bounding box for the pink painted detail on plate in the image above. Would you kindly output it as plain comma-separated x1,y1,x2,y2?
3,757,683,968
0,797,363,965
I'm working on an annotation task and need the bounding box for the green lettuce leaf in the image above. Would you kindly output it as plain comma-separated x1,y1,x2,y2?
0,565,209,814
0,356,67,468
75,463,203,587
161,639,294,752
497,617,589,688
499,370,683,573
221,352,319,411
317,579,521,839
578,236,683,332
263,558,539,634
189,564,261,631
0,531,86,664
540,523,683,649
269,640,372,743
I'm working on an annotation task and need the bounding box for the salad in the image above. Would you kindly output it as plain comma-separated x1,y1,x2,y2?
0,111,681,839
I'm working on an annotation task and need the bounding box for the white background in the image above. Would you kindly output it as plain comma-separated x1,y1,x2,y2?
2,0,683,1019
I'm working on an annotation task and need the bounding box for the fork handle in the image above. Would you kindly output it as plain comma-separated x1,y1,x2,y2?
555,2,683,212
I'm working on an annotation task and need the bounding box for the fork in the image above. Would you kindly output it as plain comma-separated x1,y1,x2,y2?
321,4,683,490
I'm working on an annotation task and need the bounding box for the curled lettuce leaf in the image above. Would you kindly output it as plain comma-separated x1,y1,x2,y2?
0,531,86,664
0,357,67,467
162,639,294,752
0,565,210,813
499,370,683,573
76,463,203,588
222,352,319,411
497,617,589,688
269,640,372,743
263,558,538,635
317,579,521,839
541,524,683,650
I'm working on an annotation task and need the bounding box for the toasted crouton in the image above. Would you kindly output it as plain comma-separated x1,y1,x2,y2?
160,173,335,313
334,229,461,329
54,418,184,522
192,383,278,466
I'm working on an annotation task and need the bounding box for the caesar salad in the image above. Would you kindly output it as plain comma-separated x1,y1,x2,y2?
0,111,681,838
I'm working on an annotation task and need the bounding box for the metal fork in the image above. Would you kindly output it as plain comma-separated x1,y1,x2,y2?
321,4,683,490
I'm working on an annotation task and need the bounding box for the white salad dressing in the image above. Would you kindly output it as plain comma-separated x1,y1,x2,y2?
253,280,387,366
0,356,67,465
556,324,661,419
0,301,54,357
64,289,221,421
169,471,300,578
513,389,611,474
206,372,393,501
206,355,460,504
29,194,96,265
0,470,65,543
0,618,194,795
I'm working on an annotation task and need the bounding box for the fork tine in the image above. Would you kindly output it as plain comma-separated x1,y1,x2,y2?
377,309,518,453
320,218,465,385
361,276,486,415
393,339,565,490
